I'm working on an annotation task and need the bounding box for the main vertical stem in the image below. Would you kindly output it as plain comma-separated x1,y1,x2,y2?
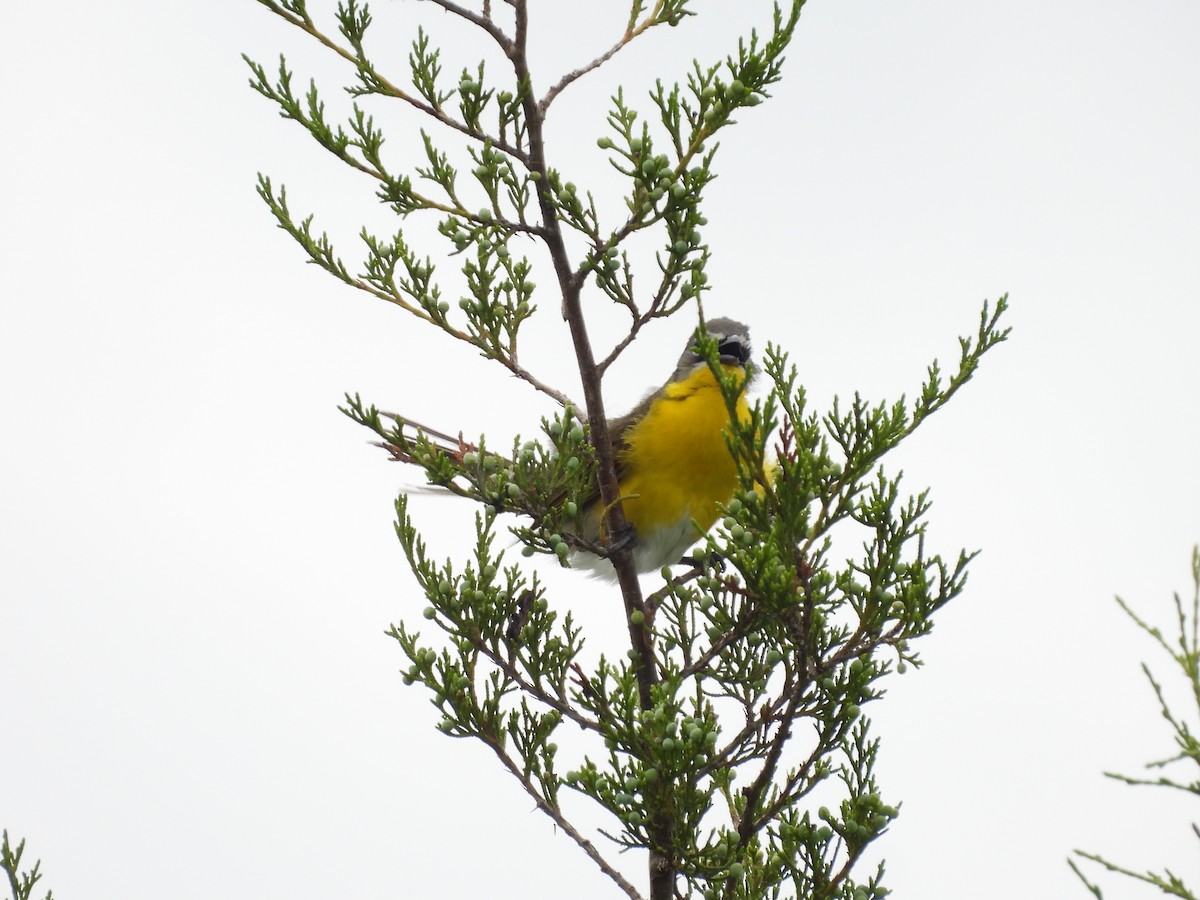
508,4,673,897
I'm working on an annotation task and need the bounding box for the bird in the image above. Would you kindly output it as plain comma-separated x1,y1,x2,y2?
573,317,753,575
375,318,755,576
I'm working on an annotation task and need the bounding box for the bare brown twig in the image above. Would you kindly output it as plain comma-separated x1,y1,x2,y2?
481,732,647,900
425,0,514,51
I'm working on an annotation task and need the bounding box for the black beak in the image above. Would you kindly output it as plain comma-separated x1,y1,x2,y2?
717,334,750,366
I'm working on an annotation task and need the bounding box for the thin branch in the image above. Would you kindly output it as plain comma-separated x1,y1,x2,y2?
482,734,647,900
597,311,655,375
487,646,604,735
1072,851,1198,900
425,0,515,51
540,34,632,115
254,0,530,165
739,692,806,818
751,731,838,830
327,273,576,406
539,1,679,114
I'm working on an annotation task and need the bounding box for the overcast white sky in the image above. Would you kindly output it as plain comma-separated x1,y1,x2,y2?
3,1,1199,898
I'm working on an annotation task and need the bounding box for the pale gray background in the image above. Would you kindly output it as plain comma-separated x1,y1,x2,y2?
3,1,1198,898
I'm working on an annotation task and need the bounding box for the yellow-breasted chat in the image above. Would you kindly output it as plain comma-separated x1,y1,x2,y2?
371,318,754,575
573,317,753,575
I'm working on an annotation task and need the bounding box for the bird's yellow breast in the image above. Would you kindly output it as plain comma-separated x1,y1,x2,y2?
617,364,749,538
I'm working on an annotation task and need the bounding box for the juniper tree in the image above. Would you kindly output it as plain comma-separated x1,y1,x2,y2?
245,2,1009,898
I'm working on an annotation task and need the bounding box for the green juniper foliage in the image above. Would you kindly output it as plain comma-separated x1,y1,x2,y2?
2,832,53,900
246,2,1009,898
1070,547,1200,900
